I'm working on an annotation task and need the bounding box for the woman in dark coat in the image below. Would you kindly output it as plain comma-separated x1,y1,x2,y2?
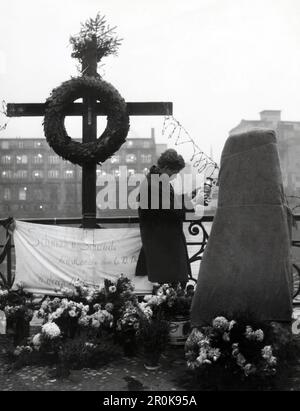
135,149,192,284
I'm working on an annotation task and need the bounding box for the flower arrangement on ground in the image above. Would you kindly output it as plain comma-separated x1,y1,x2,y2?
184,315,293,389
0,282,35,345
143,283,194,320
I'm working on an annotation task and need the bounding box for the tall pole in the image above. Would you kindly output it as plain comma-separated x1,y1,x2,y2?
81,38,98,229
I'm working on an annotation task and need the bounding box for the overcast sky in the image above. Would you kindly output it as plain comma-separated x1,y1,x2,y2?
1,0,300,163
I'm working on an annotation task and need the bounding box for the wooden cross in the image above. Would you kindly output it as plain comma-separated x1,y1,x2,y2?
7,44,172,228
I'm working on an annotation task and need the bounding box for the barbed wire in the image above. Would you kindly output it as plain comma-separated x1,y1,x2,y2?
0,100,9,132
162,115,219,178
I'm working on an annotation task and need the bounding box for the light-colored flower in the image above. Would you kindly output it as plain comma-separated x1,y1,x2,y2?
254,329,264,342
109,285,117,293
69,310,77,318
32,333,42,347
212,316,229,331
42,322,61,339
261,345,273,360
91,319,100,328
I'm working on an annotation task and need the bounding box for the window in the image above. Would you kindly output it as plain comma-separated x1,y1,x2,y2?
143,141,151,148
48,170,60,178
32,170,43,179
65,170,74,179
1,155,12,164
143,167,150,175
111,155,120,164
49,155,60,164
34,141,42,148
141,154,152,163
33,154,43,164
16,155,28,164
19,188,27,201
14,170,28,179
3,188,11,201
127,141,133,148
18,141,24,149
1,170,12,178
126,154,137,163
113,168,120,177
128,169,136,176
1,141,9,149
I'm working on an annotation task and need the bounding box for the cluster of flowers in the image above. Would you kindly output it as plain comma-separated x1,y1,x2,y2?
116,300,153,334
60,280,102,303
185,316,278,378
0,288,9,300
142,283,194,318
4,304,34,322
37,297,90,322
78,303,114,329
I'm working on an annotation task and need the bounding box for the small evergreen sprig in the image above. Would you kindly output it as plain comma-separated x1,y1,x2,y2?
70,13,122,63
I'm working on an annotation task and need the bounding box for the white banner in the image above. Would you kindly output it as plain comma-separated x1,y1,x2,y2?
13,221,153,295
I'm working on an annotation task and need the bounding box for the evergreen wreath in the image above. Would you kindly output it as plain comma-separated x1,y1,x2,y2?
43,76,130,166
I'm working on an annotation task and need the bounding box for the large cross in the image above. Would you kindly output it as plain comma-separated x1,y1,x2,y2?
7,44,172,228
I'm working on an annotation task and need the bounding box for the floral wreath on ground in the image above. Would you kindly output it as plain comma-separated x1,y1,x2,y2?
43,76,130,166
184,316,292,382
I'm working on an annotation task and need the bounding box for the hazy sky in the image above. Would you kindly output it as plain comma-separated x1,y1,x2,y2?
1,0,300,163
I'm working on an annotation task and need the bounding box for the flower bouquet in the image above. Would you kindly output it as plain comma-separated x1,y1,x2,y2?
184,315,285,390
144,283,194,320
1,283,35,345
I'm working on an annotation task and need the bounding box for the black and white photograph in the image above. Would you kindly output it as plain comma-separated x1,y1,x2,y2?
0,0,300,394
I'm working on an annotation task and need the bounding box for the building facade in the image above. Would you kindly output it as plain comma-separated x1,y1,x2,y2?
0,129,167,219
230,110,300,211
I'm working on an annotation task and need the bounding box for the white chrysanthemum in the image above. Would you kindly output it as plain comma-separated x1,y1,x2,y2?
262,345,273,360
92,319,100,328
109,285,117,293
212,316,229,331
42,322,61,339
32,333,42,347
69,310,77,318
254,329,264,342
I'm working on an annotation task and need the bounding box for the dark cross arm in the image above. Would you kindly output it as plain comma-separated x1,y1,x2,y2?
6,102,173,117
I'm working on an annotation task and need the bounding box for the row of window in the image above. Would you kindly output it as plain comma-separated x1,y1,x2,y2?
2,187,78,202
1,141,45,150
1,140,153,150
1,154,62,165
110,154,152,164
96,168,149,177
1,169,75,179
1,153,153,165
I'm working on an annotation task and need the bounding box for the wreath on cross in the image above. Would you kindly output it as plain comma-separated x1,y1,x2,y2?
43,76,130,166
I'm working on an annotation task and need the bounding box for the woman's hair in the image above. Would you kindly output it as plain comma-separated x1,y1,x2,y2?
157,149,185,172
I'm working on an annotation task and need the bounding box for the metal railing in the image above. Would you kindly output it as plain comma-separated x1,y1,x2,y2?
0,214,300,298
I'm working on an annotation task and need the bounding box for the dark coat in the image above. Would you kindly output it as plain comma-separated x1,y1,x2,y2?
135,166,191,284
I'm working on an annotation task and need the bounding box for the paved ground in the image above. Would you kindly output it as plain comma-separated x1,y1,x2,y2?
1,338,300,391
0,345,187,391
